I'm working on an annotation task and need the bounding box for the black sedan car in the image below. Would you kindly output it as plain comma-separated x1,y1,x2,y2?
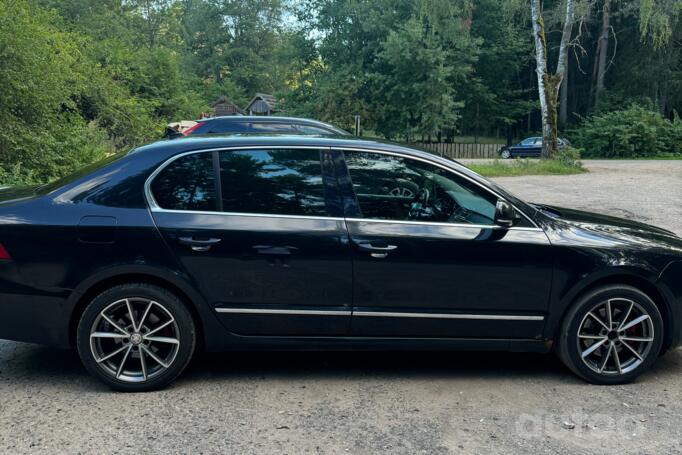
500,137,570,158
181,115,350,136
0,135,680,391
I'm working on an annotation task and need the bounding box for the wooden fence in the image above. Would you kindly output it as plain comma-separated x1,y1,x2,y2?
408,142,505,159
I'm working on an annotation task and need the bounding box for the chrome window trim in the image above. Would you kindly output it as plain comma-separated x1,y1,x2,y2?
143,144,541,231
334,146,540,229
343,217,541,231
149,207,538,231
150,207,346,222
215,308,351,316
214,307,544,321
353,311,544,321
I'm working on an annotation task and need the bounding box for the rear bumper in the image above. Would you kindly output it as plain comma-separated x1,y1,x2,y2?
0,291,71,348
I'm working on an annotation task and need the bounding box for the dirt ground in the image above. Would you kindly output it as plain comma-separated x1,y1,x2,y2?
489,159,682,236
0,160,680,454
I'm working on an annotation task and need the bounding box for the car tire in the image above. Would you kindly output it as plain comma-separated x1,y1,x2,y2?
557,285,663,385
500,149,511,159
76,283,196,392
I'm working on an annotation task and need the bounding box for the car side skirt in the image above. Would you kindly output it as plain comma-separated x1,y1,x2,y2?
201,335,551,353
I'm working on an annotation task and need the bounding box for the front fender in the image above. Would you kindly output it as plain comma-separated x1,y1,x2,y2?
543,265,663,343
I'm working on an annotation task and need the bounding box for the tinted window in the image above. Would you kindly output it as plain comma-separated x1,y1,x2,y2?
344,152,497,225
249,122,299,133
220,149,328,216
151,153,216,211
197,120,302,134
197,121,247,134
292,125,335,135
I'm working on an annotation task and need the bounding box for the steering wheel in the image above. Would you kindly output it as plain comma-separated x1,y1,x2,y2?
433,196,459,220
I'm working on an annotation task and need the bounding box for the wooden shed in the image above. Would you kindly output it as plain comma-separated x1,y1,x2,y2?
245,93,279,115
211,96,244,116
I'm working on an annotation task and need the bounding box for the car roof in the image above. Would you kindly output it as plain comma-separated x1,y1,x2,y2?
133,134,418,157
131,134,494,187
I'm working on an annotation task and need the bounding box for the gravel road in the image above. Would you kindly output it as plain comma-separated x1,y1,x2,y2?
491,160,682,236
0,160,680,455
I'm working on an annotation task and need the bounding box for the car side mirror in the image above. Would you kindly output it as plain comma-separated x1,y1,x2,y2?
494,200,516,228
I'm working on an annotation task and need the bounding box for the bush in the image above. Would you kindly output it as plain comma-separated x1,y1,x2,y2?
572,105,682,158
0,0,209,186
553,145,583,167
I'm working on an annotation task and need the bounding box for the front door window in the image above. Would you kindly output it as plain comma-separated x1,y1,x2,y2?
344,152,497,225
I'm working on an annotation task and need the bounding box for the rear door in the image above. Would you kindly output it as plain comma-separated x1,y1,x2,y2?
524,137,543,157
148,147,352,336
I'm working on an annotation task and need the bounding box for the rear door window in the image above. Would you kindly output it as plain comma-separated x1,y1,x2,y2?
219,149,329,217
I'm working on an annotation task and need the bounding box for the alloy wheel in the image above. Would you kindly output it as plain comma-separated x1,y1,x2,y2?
576,298,655,376
89,298,180,383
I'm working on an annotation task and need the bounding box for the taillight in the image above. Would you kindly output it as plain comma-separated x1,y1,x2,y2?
182,122,204,136
0,243,11,260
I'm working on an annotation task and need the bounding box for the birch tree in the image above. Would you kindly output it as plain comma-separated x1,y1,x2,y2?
530,0,576,158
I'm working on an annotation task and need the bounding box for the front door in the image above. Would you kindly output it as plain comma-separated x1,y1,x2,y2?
337,150,552,339
148,148,352,336
517,137,542,157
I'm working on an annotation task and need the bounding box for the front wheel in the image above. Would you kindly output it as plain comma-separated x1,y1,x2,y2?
500,149,511,159
76,283,196,392
557,285,663,384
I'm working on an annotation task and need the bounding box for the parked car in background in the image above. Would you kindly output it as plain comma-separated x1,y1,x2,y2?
180,116,350,137
0,135,680,391
500,137,570,158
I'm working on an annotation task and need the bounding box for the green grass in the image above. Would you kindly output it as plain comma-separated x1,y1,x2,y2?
468,159,587,177
449,136,505,145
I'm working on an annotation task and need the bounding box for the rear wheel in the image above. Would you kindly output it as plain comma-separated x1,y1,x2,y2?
76,283,196,392
558,285,663,384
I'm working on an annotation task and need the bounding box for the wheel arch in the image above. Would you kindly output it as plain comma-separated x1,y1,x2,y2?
551,272,675,353
67,267,207,351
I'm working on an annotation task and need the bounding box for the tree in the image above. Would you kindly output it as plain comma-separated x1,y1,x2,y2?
374,18,462,140
0,0,111,183
593,0,611,108
464,0,535,142
530,0,576,158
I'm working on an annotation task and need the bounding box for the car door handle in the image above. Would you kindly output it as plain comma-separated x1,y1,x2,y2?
355,241,398,258
252,245,298,255
178,237,221,252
